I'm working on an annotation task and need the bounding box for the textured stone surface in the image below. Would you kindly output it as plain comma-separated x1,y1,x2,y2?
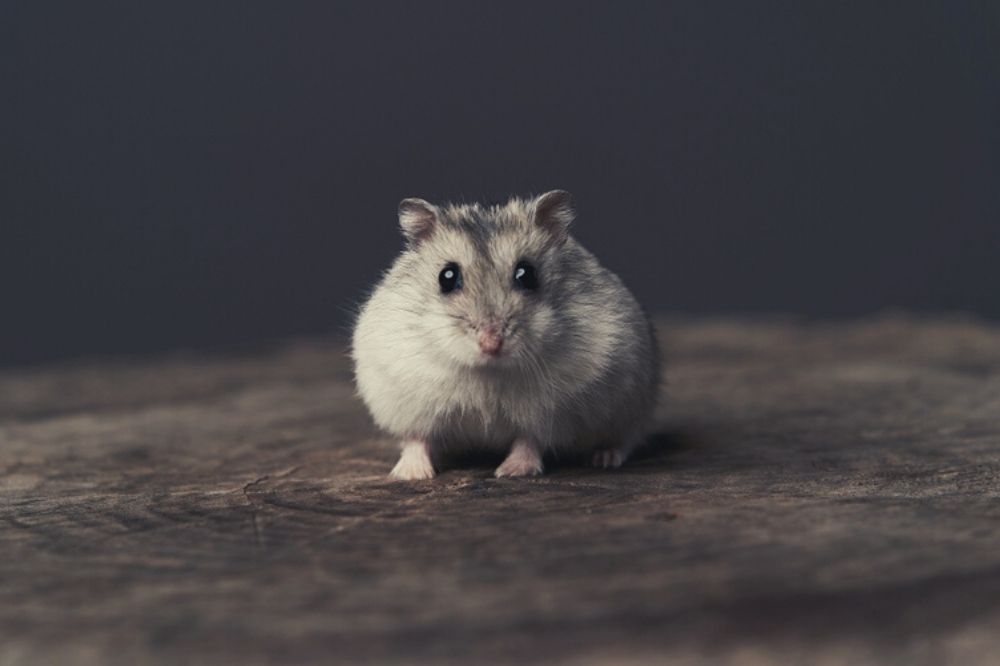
2,315,1000,665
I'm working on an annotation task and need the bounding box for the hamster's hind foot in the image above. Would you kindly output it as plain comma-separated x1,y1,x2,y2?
591,447,626,469
390,439,435,481
592,433,644,470
494,438,544,478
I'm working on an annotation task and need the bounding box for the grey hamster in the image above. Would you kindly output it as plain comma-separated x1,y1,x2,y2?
351,190,659,479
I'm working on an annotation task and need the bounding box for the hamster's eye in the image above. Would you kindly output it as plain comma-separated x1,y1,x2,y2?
513,261,538,291
439,263,462,294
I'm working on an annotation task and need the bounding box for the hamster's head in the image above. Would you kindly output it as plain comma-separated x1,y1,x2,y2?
393,190,576,369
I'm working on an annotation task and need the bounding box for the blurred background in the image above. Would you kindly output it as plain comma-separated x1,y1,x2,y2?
2,1,998,367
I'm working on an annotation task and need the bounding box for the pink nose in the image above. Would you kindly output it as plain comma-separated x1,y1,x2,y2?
478,329,504,356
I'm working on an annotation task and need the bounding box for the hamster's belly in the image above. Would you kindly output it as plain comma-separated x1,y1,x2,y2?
419,372,524,449
356,353,519,447
433,408,519,451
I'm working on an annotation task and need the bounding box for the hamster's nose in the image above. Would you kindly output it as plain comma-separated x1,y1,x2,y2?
478,325,504,357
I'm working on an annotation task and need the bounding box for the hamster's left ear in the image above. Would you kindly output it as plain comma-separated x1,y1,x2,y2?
533,190,574,245
398,198,439,246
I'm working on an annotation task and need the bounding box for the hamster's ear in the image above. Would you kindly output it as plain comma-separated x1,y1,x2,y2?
533,190,574,245
398,198,439,246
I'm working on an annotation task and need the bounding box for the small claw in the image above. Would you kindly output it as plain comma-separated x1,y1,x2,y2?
494,459,544,478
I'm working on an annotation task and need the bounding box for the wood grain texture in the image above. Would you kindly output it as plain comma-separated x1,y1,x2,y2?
2,315,1000,665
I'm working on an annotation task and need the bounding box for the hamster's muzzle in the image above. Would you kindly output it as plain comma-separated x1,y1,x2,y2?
477,324,504,357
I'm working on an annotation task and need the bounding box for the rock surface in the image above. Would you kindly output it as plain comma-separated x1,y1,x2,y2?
2,315,1000,665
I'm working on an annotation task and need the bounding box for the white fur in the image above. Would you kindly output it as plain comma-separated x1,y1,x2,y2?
352,192,659,479
389,440,435,480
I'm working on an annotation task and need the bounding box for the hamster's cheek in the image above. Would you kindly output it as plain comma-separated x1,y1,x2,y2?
432,324,480,366
524,304,557,341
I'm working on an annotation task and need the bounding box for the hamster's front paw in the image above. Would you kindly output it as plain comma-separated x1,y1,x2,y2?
389,440,435,481
494,438,544,478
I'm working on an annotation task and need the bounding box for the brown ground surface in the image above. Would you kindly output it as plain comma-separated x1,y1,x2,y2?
2,315,1000,665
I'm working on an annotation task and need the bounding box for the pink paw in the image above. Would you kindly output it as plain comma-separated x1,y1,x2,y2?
495,438,544,478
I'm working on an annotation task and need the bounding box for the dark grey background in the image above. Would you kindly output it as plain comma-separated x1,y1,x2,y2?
2,1,998,367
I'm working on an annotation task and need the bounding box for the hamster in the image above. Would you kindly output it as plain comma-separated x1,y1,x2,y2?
351,190,659,480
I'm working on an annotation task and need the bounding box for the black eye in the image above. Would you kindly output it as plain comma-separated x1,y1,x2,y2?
513,261,538,291
439,263,462,294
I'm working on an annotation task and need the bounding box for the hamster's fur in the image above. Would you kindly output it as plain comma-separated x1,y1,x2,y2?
351,191,659,479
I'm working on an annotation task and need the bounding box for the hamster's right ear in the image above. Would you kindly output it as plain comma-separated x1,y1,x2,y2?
398,198,440,246
533,190,574,245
